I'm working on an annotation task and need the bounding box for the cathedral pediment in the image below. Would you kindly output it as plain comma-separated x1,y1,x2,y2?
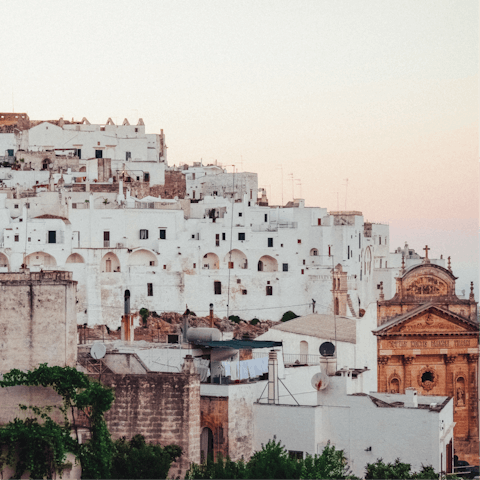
374,304,479,336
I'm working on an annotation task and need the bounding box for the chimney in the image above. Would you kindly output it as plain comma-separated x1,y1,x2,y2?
182,355,196,375
209,303,214,328
121,314,134,342
405,387,418,408
268,350,279,404
182,315,189,343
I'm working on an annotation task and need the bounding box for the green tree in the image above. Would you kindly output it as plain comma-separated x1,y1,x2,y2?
110,434,181,479
365,458,438,479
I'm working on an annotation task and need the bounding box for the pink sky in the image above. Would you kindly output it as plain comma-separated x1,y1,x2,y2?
0,0,477,295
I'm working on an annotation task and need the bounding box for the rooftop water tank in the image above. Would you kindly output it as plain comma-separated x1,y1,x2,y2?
186,327,222,343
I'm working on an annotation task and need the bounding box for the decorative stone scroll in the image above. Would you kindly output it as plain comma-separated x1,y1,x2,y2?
404,276,448,296
417,365,438,391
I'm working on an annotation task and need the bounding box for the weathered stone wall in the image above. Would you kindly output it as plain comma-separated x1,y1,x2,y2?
200,396,229,459
102,371,200,478
150,170,186,199
0,271,77,371
15,151,79,172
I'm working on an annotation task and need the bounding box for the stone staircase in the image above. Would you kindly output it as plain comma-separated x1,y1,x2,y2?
347,294,357,318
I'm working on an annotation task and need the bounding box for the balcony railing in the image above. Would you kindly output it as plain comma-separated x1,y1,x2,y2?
283,353,321,366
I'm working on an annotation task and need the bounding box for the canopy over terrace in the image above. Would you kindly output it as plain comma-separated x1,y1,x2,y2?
191,339,282,349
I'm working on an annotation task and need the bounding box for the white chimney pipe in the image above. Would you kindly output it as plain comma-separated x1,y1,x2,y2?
268,350,279,404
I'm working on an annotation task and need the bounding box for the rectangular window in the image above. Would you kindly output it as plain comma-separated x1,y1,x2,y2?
238,212,243,217
149,261,155,266
228,262,234,269
28,237,31,242
298,239,301,244
301,269,304,275
48,231,56,244
242,289,247,295
264,214,268,222
359,234,361,248
348,246,350,259
237,279,241,284
328,246,331,256
75,148,81,158
214,281,222,295
222,233,226,241
317,218,321,225
140,229,148,239
283,263,288,272
159,229,166,240
250,189,253,200
7,149,14,157
126,151,131,160
238,232,245,241
163,265,166,269
266,286,273,296
144,173,150,182
147,283,153,296
380,259,383,268
303,259,305,265
379,236,382,245
95,150,103,159
193,263,196,268
216,233,220,246
26,203,30,209
268,238,273,247
14,235,19,242
14,204,18,209
103,231,110,247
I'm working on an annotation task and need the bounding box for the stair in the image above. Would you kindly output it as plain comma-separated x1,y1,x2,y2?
347,294,357,318
77,352,114,375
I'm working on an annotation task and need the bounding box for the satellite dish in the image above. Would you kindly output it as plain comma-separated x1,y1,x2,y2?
311,372,329,391
319,341,335,357
90,343,106,360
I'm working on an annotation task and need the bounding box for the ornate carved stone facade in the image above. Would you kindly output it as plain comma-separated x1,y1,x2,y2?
374,259,479,465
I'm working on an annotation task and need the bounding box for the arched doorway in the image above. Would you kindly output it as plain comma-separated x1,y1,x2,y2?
124,290,130,315
200,427,214,462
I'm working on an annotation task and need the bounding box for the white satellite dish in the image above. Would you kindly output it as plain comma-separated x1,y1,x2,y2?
311,372,329,391
90,343,106,360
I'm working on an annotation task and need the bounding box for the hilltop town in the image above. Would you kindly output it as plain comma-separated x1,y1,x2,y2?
0,113,478,478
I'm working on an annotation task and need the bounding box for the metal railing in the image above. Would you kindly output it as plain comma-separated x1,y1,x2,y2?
283,353,321,366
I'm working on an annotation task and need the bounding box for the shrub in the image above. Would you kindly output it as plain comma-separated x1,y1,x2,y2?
229,315,242,324
110,434,181,479
250,318,260,325
281,311,299,322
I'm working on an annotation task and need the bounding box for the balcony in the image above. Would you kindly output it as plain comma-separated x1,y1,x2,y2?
283,353,320,367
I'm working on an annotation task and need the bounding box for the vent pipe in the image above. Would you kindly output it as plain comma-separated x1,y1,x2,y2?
268,350,279,404
209,303,214,328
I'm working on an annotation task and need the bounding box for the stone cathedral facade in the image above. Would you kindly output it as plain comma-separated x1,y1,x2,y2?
374,252,479,465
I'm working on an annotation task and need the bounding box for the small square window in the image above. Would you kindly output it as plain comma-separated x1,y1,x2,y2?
147,283,153,296
266,286,273,296
14,205,18,209
26,203,30,209
28,237,31,242
282,263,288,272
135,128,138,133
193,263,196,268
149,261,155,266
239,212,243,217
228,262,234,269
238,232,245,241
242,289,247,295
14,235,19,242
237,279,241,284
298,239,302,244
19,218,23,222
281,244,283,247
140,229,148,239
163,265,166,269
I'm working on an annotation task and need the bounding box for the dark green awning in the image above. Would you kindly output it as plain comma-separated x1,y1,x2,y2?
193,339,282,350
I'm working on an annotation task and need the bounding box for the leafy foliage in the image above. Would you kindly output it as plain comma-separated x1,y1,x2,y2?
250,318,260,325
139,307,150,326
365,458,438,479
186,438,356,480
281,311,299,322
229,315,242,324
110,434,181,479
0,363,115,479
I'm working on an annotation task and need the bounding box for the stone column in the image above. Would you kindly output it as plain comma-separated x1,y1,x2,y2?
467,354,479,440
444,354,457,398
378,356,390,392
402,356,415,391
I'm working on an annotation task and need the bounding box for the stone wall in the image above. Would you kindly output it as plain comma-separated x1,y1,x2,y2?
0,270,77,371
150,170,186,199
102,371,200,478
200,396,229,459
15,151,80,172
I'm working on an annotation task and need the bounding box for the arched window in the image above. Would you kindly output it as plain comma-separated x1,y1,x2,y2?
200,427,214,462
300,341,308,364
310,248,318,256
334,297,339,315
390,378,400,394
258,260,263,271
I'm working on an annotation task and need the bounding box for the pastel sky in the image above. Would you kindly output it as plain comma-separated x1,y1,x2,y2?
0,0,478,295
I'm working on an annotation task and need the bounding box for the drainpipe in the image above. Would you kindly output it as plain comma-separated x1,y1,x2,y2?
268,350,279,404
